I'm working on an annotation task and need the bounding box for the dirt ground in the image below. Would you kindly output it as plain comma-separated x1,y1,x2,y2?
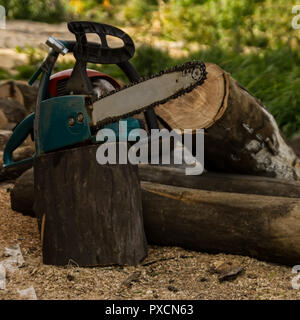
0,184,300,300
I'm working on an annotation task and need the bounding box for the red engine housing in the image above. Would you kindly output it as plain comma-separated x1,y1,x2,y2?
47,69,121,97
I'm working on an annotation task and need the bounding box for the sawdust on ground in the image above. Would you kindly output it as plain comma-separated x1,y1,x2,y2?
0,185,299,300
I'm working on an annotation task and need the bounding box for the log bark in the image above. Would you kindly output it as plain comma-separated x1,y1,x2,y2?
138,164,300,198
0,80,37,112
141,181,300,266
9,164,300,265
0,130,12,150
11,162,300,209
0,98,27,124
33,144,147,267
291,134,300,157
155,63,300,180
10,167,34,217
0,81,24,106
0,145,34,181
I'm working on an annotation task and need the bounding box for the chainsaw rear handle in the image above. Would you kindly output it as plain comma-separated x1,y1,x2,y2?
3,113,35,168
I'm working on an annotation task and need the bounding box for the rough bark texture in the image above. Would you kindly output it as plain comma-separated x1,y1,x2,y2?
11,164,300,216
155,63,300,180
13,82,37,112
138,164,300,198
0,145,34,181
10,167,34,217
0,98,27,124
0,130,12,149
291,134,300,157
33,144,147,267
142,181,300,266
0,80,37,112
0,81,24,106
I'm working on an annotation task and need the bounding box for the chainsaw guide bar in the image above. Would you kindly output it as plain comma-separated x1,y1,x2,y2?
91,61,207,130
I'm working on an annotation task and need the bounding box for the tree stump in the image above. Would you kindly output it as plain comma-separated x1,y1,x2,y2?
33,144,147,267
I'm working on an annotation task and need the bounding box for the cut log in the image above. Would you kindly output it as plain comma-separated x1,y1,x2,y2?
0,81,24,106
33,144,147,267
291,134,300,157
155,63,300,180
11,163,300,212
12,82,37,112
10,167,34,217
0,110,8,130
0,145,34,181
9,164,300,265
0,80,37,112
141,181,300,266
138,164,300,198
0,98,27,123
0,130,12,150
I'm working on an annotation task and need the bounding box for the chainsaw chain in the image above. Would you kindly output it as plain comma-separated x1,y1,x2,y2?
91,61,207,131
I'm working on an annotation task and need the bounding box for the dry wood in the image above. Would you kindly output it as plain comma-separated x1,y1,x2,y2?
0,98,27,124
138,164,300,198
0,80,37,111
0,81,24,106
155,63,300,180
0,130,12,149
291,134,300,157
33,144,147,267
141,181,300,266
10,167,34,217
0,145,34,181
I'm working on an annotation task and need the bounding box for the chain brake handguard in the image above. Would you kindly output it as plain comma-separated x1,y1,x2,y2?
66,21,135,95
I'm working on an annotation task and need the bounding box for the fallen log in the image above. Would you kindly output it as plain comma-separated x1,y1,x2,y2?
12,164,300,216
155,63,300,180
142,181,300,266
138,164,300,198
10,164,300,266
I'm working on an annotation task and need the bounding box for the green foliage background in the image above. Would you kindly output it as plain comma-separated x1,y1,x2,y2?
0,0,299,138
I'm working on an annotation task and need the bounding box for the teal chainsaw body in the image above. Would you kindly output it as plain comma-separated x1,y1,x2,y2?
3,21,156,168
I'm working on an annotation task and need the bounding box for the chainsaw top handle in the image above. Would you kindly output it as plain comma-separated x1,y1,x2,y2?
67,21,135,65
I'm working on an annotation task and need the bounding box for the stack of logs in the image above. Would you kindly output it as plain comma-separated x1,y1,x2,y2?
2,63,300,266
0,80,37,180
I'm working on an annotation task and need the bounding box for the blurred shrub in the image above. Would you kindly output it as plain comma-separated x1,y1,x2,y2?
122,0,158,25
0,0,68,23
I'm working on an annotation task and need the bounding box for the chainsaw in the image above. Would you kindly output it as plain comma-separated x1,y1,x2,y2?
3,21,207,168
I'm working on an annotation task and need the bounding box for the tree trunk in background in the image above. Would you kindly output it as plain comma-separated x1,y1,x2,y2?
155,63,300,180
